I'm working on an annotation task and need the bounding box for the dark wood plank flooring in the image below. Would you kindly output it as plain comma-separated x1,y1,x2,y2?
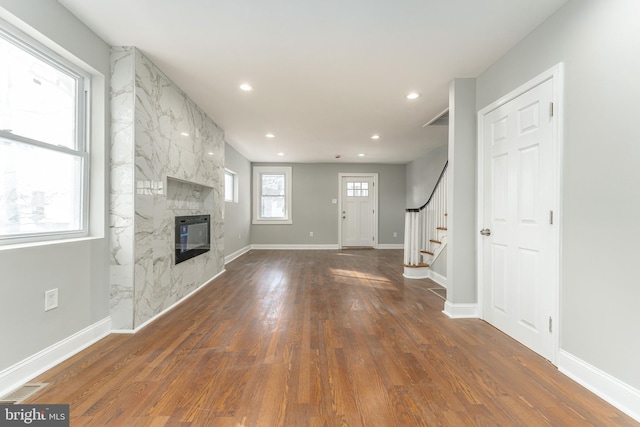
24,249,638,426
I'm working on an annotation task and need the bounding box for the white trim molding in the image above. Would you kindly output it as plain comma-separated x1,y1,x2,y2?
429,270,448,288
0,317,112,398
225,245,251,264
251,244,339,250
443,302,478,319
558,350,640,423
378,244,404,249
403,266,430,279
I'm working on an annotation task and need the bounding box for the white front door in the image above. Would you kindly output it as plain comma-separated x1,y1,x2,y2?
340,174,376,248
479,76,559,362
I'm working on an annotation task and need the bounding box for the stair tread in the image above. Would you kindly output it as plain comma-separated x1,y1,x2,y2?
436,227,448,230
429,239,442,244
403,263,430,268
421,250,434,255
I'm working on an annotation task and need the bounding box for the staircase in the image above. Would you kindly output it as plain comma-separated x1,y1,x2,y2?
403,162,448,279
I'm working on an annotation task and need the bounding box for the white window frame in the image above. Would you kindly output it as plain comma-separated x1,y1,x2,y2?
0,20,90,245
224,169,238,203
252,166,292,224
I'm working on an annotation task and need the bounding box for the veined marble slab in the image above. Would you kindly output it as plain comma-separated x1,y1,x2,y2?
110,47,225,330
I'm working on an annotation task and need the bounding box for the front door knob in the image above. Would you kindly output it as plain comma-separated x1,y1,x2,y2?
480,228,491,236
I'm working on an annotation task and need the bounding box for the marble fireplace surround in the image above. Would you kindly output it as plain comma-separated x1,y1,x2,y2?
166,177,215,211
110,47,225,331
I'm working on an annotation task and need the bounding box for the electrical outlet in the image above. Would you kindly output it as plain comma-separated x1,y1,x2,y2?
309,231,314,237
238,233,242,240
45,289,58,311
393,232,398,237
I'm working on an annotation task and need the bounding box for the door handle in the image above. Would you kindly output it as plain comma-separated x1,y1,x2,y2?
480,228,491,236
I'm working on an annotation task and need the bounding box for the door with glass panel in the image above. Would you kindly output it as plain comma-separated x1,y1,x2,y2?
340,175,376,248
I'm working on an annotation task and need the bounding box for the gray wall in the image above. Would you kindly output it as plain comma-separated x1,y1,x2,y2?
446,78,477,305
476,0,640,389
0,0,110,371
406,144,448,209
251,163,406,246
224,143,252,257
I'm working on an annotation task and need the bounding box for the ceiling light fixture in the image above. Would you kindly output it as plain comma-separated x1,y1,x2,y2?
239,83,253,92
180,132,189,137
406,92,420,100
265,133,275,138
277,152,284,156
358,153,365,157
371,134,380,140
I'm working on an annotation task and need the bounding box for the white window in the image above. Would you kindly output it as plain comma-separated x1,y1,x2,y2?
0,21,89,244
224,169,237,203
346,181,369,197
253,166,292,224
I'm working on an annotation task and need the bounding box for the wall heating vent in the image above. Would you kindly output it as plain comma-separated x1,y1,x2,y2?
0,383,48,404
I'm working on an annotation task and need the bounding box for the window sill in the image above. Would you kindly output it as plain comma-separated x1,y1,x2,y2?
252,219,293,225
0,235,103,251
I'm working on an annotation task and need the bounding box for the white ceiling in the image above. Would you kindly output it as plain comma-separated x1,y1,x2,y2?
58,0,568,164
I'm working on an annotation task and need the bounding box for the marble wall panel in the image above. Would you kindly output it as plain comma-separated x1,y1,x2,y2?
133,49,224,328
109,47,135,330
110,47,225,330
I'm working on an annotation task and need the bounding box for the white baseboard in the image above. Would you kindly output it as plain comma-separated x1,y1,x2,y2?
225,245,251,264
0,317,112,398
558,350,640,422
429,270,448,288
251,244,340,250
112,269,226,334
403,266,430,279
378,244,404,249
250,244,402,250
443,301,478,319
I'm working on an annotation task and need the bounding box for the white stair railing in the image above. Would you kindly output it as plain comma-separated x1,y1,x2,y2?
404,163,448,268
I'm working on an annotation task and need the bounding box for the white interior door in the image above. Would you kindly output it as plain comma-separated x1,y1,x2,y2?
480,77,558,362
340,175,376,248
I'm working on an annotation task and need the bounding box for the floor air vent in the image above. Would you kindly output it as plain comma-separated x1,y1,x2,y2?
0,383,48,404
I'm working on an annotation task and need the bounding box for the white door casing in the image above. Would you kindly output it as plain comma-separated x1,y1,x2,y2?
477,64,563,364
338,173,378,248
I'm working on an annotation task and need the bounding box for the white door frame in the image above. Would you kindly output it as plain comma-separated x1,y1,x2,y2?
338,173,378,249
476,63,564,364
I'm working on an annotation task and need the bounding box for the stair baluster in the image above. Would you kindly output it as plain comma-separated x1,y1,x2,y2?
403,162,448,278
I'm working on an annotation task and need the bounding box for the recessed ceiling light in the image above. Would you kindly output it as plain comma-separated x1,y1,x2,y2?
265,133,275,138
371,134,380,140
406,92,420,100
180,132,189,137
358,153,365,157
239,83,253,92
277,152,284,156
208,151,214,155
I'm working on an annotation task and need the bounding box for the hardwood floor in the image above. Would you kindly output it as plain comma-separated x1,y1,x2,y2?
25,249,637,426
